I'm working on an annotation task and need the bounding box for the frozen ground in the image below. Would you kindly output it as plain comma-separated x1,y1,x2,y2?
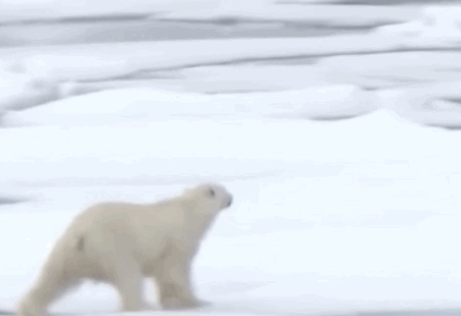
1,2,461,316
2,111,461,316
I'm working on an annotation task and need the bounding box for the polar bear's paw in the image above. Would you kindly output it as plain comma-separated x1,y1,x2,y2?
142,301,156,310
119,299,156,312
194,299,211,308
17,296,47,316
162,297,210,310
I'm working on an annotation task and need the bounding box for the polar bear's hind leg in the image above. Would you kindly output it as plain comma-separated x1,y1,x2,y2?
17,263,81,316
17,235,86,316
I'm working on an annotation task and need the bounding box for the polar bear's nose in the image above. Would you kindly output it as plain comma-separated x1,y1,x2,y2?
227,196,233,207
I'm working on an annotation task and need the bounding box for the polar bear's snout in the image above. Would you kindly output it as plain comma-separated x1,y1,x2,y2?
226,195,233,208
184,182,233,212
209,184,233,210
214,185,232,210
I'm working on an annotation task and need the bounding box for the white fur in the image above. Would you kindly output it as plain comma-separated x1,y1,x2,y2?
17,182,233,316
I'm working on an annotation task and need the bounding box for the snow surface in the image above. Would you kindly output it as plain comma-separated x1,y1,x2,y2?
375,5,461,45
2,85,378,127
1,34,459,81
153,2,418,28
48,51,461,97
2,108,461,316
4,79,461,130
0,0,418,28
0,33,459,116
317,52,461,88
0,62,60,112
378,81,461,128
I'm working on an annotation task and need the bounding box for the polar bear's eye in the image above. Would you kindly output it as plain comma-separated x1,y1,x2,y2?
208,188,215,198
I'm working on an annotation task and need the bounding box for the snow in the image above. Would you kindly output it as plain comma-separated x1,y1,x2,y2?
52,65,328,97
317,52,461,88
2,2,461,316
153,2,418,28
2,128,461,315
0,0,418,28
375,5,461,46
51,52,460,98
6,34,459,77
5,80,461,130
0,62,60,112
379,81,461,128
2,85,378,127
0,36,459,120
0,0,194,23
2,116,461,312
0,36,409,82
0,27,458,87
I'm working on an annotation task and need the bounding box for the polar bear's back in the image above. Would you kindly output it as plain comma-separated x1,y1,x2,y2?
72,201,143,236
74,200,187,239
47,200,183,281
73,201,179,250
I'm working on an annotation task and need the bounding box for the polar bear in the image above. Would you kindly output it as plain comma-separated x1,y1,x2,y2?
17,182,233,316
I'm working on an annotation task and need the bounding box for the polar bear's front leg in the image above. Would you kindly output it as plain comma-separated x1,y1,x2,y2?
155,255,205,310
109,257,145,312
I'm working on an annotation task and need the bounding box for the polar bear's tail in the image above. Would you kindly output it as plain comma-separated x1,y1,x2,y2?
17,236,83,316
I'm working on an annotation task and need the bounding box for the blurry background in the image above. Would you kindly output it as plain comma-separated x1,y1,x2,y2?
0,0,460,101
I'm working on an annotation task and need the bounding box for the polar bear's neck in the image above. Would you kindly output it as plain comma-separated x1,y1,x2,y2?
179,196,218,239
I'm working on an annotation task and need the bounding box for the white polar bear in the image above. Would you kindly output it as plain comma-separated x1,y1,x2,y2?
17,182,233,316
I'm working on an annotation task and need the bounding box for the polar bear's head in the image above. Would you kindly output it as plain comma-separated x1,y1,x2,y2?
182,182,233,215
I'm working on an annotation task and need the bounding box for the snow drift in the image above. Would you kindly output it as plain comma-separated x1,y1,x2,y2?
2,85,378,127
375,5,461,46
378,81,461,129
